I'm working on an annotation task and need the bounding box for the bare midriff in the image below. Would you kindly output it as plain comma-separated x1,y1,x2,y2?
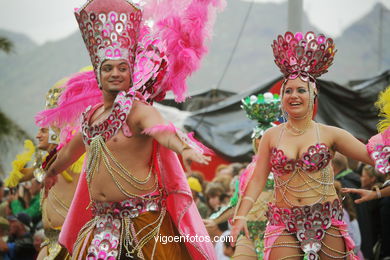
273,168,338,208
43,171,80,229
87,130,158,202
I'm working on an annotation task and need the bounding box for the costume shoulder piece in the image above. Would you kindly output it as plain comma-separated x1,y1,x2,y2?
367,87,390,174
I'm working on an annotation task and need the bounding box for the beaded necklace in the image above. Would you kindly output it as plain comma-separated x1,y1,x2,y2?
273,124,336,207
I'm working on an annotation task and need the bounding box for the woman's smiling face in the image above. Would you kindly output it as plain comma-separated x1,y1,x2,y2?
282,77,311,118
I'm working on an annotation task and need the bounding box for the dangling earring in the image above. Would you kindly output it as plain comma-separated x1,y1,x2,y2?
280,80,288,123
281,107,288,123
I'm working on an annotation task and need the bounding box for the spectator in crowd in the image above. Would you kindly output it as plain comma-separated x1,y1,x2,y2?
0,181,7,219
361,165,385,190
32,229,46,259
189,171,208,197
230,163,245,178
212,174,233,198
215,164,230,177
334,181,363,258
216,163,246,179
8,180,41,222
188,177,210,218
0,217,9,260
332,152,361,191
205,182,225,214
332,153,376,258
0,213,35,260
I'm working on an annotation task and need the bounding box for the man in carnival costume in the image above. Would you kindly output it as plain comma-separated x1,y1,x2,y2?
33,77,88,260
44,0,224,259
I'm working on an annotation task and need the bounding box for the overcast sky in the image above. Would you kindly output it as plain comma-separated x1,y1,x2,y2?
0,0,389,45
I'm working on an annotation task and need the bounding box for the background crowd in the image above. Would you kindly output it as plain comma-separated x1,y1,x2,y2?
0,151,388,260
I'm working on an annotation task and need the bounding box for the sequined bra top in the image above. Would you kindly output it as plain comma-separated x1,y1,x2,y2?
270,123,333,176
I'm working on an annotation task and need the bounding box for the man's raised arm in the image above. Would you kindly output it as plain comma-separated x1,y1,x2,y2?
44,132,85,193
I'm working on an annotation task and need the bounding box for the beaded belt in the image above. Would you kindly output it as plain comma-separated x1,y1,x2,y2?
40,228,64,260
266,199,343,260
92,194,162,218
87,195,163,260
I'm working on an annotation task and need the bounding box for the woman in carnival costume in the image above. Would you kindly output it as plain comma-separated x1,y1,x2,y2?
231,31,376,260
232,92,280,259
204,92,280,259
43,0,224,259
343,86,390,201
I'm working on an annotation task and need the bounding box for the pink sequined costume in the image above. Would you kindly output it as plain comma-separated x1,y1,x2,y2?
260,32,358,260
366,87,390,175
43,0,226,259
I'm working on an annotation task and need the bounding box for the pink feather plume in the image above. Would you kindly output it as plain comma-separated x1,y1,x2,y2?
146,0,225,102
35,71,102,129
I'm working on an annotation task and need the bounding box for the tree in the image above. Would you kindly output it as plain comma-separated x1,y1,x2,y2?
0,37,29,176
0,37,13,53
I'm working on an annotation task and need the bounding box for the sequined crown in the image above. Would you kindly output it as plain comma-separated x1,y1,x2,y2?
241,92,281,138
45,79,66,109
45,79,67,144
272,31,336,80
75,0,142,86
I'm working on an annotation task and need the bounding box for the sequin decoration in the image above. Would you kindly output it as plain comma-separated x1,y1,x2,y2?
367,128,390,175
132,29,168,102
371,144,390,174
271,143,332,176
46,85,65,109
247,220,267,260
272,31,336,80
75,0,142,86
81,91,133,145
266,199,343,260
87,195,161,260
241,92,281,138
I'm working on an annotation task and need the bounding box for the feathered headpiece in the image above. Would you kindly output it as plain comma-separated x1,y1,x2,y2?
366,86,390,174
35,69,103,145
75,0,142,88
375,86,390,133
272,31,337,82
75,0,224,102
44,79,67,144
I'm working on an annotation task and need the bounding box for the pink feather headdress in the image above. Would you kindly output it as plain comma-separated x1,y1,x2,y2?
35,70,103,143
150,0,225,102
74,0,225,103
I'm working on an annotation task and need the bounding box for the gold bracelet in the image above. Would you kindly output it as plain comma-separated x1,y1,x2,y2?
233,215,248,222
180,145,191,154
374,186,382,199
243,196,255,204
